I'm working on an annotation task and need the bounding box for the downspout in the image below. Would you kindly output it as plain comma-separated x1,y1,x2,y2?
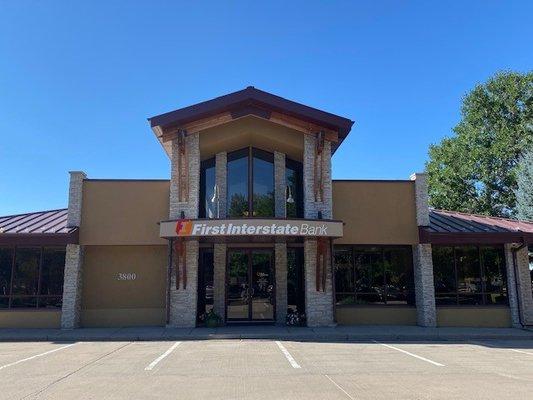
512,242,527,328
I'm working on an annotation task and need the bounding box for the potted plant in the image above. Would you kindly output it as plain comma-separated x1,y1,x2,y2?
202,309,222,328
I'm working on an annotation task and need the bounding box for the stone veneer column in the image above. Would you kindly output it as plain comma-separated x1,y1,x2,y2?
412,244,437,327
304,239,335,327
61,171,86,329
167,133,200,328
302,134,334,327
275,242,287,324
168,240,199,327
213,243,226,322
274,151,286,218
215,152,227,218
505,244,533,327
410,172,436,327
303,135,332,219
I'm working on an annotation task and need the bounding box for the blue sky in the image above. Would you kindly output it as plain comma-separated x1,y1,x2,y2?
1,1,532,215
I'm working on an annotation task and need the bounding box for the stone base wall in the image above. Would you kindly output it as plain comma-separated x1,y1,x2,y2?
213,243,227,322
61,244,84,329
304,239,334,327
412,244,437,327
275,242,287,324
168,240,199,328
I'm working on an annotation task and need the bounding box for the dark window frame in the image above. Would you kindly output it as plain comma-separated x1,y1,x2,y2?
199,157,216,218
0,245,65,310
227,147,276,218
333,245,415,307
285,157,304,218
433,245,508,307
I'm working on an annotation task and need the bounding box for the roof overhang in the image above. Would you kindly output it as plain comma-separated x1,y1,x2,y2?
148,86,354,157
419,227,532,245
0,230,79,246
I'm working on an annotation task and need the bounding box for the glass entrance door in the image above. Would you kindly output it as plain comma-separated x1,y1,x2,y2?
226,249,275,322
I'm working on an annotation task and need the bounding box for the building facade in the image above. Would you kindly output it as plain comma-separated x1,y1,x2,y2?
1,87,532,329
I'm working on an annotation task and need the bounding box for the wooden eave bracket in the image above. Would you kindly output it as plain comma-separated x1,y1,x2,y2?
158,110,339,143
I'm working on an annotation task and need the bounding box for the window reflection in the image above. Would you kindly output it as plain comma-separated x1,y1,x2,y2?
199,158,216,218
0,246,65,309
252,149,274,217
433,245,508,306
286,159,303,218
334,246,415,306
227,149,250,218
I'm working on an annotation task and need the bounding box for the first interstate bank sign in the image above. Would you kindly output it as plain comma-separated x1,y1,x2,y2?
160,219,343,238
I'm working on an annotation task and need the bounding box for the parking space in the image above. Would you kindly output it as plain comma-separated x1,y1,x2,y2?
0,339,532,399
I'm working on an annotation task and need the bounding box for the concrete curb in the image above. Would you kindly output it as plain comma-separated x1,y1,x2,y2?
1,326,533,342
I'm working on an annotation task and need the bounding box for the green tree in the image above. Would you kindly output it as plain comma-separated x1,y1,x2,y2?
515,149,533,220
427,71,533,217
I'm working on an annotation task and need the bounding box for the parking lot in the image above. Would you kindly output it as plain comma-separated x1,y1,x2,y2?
0,338,532,399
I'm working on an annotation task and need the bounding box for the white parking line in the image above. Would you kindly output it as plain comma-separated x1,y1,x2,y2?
145,342,181,371
275,341,301,369
325,374,355,400
372,340,445,367
510,349,533,356
0,343,77,371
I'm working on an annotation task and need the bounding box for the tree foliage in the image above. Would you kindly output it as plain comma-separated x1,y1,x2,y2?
515,149,533,220
426,71,533,217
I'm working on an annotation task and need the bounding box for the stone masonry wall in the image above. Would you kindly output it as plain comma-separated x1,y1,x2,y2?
304,239,334,327
213,243,227,321
168,132,200,327
168,239,199,328
412,244,437,327
215,152,227,218
505,244,533,327
303,135,332,219
275,242,287,324
61,244,84,329
274,151,286,218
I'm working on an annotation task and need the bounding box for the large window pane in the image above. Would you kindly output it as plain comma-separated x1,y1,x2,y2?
12,248,40,296
200,158,216,218
40,248,65,297
432,246,457,305
481,246,507,305
354,249,385,304
384,247,415,305
287,248,305,313
334,249,354,295
252,149,274,217
227,149,249,217
0,247,13,298
456,246,482,305
285,159,303,218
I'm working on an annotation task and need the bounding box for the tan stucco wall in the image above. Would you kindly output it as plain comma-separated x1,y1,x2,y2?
437,307,512,328
81,245,167,327
0,310,61,328
333,181,419,245
80,180,169,246
336,306,417,325
199,116,304,161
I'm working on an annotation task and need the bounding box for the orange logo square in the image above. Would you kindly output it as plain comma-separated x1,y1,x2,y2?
176,219,192,236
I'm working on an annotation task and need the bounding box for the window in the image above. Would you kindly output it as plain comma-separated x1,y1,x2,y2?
199,158,216,218
433,245,508,306
0,246,65,309
285,158,303,218
287,247,305,313
227,147,275,218
334,246,415,306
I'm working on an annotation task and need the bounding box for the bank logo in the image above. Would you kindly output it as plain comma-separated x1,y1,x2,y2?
175,219,192,236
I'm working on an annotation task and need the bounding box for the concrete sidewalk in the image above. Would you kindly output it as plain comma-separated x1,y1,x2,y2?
1,325,532,342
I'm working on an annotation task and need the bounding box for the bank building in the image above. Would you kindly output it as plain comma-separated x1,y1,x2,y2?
1,87,532,329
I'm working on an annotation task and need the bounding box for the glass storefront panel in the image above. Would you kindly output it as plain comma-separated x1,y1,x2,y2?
200,158,217,218
12,248,40,296
252,149,274,217
227,149,249,217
